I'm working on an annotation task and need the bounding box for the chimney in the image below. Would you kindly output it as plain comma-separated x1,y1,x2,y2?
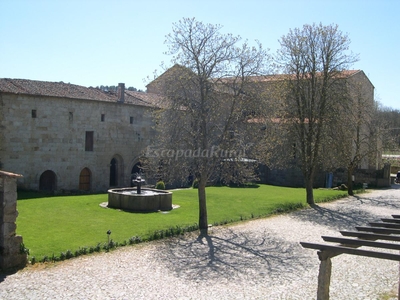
117,83,125,103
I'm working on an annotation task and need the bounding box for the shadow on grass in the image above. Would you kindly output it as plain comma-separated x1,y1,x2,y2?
17,190,106,200
17,190,56,200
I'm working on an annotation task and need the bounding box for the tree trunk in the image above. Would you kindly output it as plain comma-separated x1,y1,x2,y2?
305,177,315,206
347,168,354,196
198,178,208,235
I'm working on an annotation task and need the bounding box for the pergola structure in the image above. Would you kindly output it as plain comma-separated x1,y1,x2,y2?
301,215,400,299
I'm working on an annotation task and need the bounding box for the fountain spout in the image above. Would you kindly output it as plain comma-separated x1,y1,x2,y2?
136,176,142,194
132,172,146,194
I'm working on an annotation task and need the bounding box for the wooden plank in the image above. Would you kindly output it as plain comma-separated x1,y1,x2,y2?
356,226,400,235
381,218,400,224
369,222,400,229
340,230,400,242
322,236,400,251
300,242,400,261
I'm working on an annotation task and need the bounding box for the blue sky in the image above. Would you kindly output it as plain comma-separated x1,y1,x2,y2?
1,0,399,109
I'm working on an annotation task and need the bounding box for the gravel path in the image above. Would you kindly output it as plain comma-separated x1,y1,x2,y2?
1,187,400,299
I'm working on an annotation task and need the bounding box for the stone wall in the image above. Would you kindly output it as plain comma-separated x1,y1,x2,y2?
332,164,391,188
0,171,27,271
0,94,156,192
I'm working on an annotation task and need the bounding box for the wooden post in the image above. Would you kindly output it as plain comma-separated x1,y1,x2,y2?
317,251,332,300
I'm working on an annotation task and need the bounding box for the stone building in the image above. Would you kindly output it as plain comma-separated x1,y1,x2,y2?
0,80,161,192
0,68,382,192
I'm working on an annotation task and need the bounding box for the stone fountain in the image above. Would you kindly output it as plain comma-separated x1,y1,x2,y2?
107,173,172,212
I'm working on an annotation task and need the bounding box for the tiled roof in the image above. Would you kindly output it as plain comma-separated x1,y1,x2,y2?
242,70,362,83
0,78,163,107
125,90,164,107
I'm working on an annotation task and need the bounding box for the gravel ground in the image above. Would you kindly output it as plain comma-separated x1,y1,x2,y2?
1,187,400,299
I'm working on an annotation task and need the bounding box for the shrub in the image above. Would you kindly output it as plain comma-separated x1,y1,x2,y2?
155,181,165,190
192,179,199,188
65,250,74,259
129,236,141,245
19,243,29,255
94,243,101,252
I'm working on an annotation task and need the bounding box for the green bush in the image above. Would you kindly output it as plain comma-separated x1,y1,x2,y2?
155,181,165,190
192,179,199,188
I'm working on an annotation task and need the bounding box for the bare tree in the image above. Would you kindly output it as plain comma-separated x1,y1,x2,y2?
276,23,358,205
377,105,400,154
326,74,378,195
148,18,270,234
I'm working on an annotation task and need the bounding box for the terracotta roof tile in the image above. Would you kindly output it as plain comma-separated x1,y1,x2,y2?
0,78,163,107
125,90,165,107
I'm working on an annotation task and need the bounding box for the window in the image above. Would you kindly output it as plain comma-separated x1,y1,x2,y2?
130,116,134,124
85,131,94,151
31,109,37,118
69,112,73,121
101,114,105,122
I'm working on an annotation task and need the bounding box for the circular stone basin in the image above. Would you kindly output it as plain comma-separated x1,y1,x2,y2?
107,187,172,212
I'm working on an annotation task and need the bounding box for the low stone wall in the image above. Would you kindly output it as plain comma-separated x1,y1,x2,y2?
108,188,172,212
333,164,391,188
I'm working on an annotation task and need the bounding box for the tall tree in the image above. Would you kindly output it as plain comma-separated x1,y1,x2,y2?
276,23,358,205
325,74,378,195
149,18,270,234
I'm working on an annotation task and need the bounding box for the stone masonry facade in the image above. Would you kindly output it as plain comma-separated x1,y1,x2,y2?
0,81,159,192
0,171,27,270
0,68,380,192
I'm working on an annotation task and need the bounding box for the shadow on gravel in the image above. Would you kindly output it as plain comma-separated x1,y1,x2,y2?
291,187,400,231
0,268,20,283
156,229,315,283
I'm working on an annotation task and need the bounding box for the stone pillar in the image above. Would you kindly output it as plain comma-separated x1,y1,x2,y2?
0,171,27,271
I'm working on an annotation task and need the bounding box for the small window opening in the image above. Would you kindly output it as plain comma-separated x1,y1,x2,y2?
130,116,134,124
69,112,73,121
101,114,105,122
31,109,37,118
85,131,94,151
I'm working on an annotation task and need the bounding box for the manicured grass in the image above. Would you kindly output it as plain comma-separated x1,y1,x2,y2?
16,185,348,260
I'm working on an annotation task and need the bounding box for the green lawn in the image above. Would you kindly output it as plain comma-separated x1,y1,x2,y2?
16,185,348,260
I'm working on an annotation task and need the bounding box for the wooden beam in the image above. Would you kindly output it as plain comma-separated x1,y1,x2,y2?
381,218,400,224
300,242,400,261
392,215,400,219
340,230,400,242
356,226,400,235
322,236,400,251
369,222,400,229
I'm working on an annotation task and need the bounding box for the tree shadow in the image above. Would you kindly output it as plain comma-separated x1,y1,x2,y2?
291,189,400,231
0,268,21,283
154,229,315,283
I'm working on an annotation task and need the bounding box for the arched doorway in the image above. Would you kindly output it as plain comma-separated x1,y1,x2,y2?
79,168,91,191
110,158,117,187
39,170,57,191
109,155,124,187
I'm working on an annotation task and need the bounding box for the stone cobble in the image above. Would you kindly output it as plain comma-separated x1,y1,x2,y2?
1,188,400,299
